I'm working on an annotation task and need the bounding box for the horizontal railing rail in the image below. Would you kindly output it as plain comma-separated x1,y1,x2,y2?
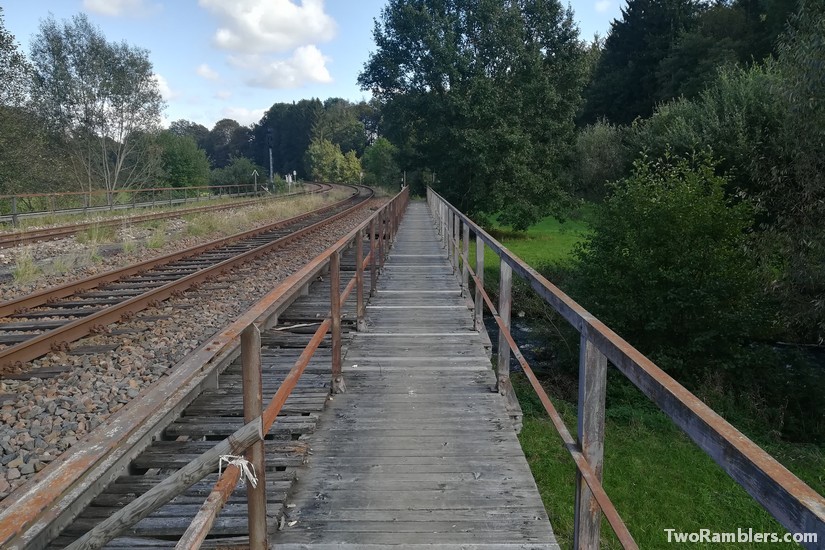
62,186,409,550
427,187,825,550
0,183,312,226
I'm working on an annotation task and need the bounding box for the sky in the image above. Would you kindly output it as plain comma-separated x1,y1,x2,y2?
2,0,623,129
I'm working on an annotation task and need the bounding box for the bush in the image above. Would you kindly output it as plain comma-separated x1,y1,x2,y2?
572,120,630,201
571,153,766,383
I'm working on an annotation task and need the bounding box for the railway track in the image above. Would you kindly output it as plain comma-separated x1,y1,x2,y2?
0,187,407,550
0,184,371,373
0,183,329,249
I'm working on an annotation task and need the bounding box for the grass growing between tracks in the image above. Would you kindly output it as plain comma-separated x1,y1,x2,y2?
471,207,825,548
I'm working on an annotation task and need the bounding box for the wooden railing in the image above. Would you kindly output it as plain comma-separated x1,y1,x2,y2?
427,188,825,550
65,186,409,550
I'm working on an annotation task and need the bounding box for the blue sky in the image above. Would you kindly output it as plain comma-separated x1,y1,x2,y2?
2,0,622,128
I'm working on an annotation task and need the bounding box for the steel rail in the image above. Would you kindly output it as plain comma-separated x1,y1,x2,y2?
0,183,329,249
0,184,346,318
1,188,406,550
0,185,372,370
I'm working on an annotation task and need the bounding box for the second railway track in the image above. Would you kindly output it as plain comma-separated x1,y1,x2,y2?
0,185,372,373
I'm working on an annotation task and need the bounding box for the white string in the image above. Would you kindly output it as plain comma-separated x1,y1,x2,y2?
218,454,258,489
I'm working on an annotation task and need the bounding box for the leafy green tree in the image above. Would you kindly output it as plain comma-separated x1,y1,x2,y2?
362,137,400,189
210,156,265,189
340,150,362,185
312,98,368,156
206,119,251,168
29,14,164,198
581,0,699,124
169,120,210,150
156,131,210,188
251,98,323,179
571,121,629,200
769,0,825,343
573,154,765,381
359,0,587,229
0,7,65,196
304,138,344,182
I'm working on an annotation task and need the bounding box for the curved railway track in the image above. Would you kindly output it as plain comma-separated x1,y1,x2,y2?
0,183,330,249
0,184,372,373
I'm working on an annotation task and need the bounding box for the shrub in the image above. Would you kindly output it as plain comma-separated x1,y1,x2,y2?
571,153,766,383
572,120,630,201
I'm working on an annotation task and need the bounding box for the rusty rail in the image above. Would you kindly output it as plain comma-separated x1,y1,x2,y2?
53,187,409,550
427,188,825,550
0,183,328,248
0,183,300,227
0,185,365,371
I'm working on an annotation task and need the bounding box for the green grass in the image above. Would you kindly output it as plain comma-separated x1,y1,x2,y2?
516,375,825,549
469,205,825,548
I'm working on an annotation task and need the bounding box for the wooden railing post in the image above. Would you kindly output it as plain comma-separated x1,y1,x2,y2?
11,196,18,228
356,229,366,332
241,325,267,549
497,260,512,389
330,250,345,394
497,259,521,430
442,203,447,248
462,222,470,297
370,219,377,296
379,209,385,269
453,213,460,275
574,333,608,550
474,233,484,331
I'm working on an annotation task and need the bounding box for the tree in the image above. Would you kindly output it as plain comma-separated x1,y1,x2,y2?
359,0,587,229
0,7,64,196
210,156,265,189
304,138,344,182
572,154,765,381
29,14,164,199
769,0,825,343
169,119,210,150
206,118,251,168
581,0,699,124
312,98,368,156
156,131,210,187
362,137,400,189
340,150,362,184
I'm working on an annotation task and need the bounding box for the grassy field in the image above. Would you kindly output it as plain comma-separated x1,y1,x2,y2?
479,209,825,549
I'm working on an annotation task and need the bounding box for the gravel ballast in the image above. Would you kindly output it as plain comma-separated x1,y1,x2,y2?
0,199,386,499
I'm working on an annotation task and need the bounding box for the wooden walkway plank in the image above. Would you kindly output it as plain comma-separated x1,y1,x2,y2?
271,201,558,548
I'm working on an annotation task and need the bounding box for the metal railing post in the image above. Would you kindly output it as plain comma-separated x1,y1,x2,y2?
241,324,267,549
356,229,366,332
474,233,484,331
462,222,470,297
574,333,608,549
330,250,345,394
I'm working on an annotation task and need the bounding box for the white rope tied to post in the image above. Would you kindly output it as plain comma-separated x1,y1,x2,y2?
218,454,258,488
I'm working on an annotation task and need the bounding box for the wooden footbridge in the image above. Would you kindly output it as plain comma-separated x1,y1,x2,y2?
1,188,822,549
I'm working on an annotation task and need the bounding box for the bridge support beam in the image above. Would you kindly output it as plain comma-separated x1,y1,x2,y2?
574,333,607,550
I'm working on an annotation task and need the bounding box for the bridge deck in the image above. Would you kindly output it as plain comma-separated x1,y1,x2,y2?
273,201,558,549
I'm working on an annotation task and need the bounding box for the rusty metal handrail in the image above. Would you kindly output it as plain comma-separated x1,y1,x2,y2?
177,186,409,549
427,187,825,550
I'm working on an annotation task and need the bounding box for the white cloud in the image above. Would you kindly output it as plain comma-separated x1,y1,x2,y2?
233,45,332,89
83,0,158,17
595,0,611,13
196,63,220,80
215,90,233,100
222,106,267,126
198,0,336,54
153,73,176,101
